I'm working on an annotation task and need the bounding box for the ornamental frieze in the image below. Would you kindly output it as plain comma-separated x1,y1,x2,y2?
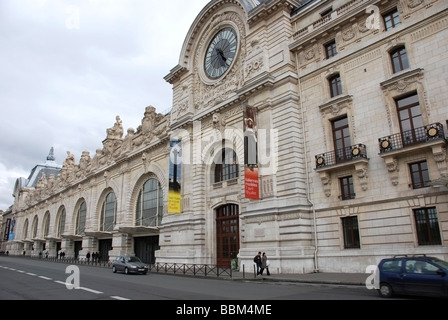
197,75,242,110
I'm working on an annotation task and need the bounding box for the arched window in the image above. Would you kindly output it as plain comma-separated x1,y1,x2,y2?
390,46,409,73
329,74,342,97
23,219,29,239
57,208,66,237
32,216,38,238
100,192,116,231
75,201,87,235
215,148,239,183
136,178,163,227
43,212,50,237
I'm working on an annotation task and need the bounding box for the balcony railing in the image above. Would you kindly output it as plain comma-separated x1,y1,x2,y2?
378,122,446,153
315,143,367,169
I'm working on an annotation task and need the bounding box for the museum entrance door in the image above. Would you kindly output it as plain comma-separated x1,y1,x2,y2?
216,204,239,268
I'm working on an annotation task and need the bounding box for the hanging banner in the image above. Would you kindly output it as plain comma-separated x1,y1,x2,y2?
243,105,259,199
4,218,11,241
168,140,182,213
8,217,15,240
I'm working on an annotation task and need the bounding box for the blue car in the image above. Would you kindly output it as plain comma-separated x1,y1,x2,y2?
377,254,448,298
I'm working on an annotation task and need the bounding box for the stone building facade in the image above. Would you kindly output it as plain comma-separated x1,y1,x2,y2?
4,0,448,273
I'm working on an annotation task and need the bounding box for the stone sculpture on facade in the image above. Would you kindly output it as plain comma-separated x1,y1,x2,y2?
78,151,91,177
107,115,124,140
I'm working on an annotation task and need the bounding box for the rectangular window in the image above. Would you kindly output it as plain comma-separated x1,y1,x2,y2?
342,216,360,249
383,8,401,31
414,207,442,245
409,161,430,189
396,92,423,146
332,116,351,162
340,176,355,200
325,40,337,59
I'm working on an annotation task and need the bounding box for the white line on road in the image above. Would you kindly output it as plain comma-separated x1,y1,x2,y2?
111,296,131,300
78,287,103,294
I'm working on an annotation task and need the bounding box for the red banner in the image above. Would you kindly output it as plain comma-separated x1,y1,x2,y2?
243,105,259,199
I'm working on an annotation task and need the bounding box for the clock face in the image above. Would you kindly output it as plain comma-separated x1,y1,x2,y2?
204,27,237,79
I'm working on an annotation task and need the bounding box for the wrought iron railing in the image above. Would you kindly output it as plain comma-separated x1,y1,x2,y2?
18,255,246,279
378,122,446,153
315,143,367,169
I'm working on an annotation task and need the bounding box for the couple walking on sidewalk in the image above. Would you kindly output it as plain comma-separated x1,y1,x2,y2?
254,251,271,276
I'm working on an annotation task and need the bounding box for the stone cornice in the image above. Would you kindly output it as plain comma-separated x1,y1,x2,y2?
248,0,300,25
164,65,187,84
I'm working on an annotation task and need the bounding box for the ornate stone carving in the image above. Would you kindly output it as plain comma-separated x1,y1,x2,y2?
319,172,332,197
212,112,226,131
78,151,91,176
122,128,135,154
106,115,123,140
355,163,369,191
193,11,246,111
385,157,399,186
141,106,156,135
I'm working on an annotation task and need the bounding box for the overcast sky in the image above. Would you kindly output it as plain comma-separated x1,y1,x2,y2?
0,0,211,211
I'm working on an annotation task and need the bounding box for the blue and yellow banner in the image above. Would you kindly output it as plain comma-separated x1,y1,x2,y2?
168,140,182,213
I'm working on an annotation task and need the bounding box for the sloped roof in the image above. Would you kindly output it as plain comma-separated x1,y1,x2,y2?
24,147,62,188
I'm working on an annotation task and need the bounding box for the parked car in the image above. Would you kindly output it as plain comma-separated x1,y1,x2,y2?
377,254,448,298
112,255,149,275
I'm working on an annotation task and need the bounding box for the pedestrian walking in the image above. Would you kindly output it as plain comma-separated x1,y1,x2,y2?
253,251,262,275
261,252,271,275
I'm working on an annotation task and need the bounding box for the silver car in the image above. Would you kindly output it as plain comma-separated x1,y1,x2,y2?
112,255,149,275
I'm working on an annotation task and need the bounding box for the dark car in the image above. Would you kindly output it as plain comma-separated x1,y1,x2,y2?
112,256,149,275
377,254,448,298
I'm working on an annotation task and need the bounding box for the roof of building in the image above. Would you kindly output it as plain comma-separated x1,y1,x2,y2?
20,147,62,189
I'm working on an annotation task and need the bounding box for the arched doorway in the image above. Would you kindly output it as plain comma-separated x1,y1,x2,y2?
216,204,239,267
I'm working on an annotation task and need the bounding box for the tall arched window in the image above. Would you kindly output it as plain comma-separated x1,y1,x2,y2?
76,201,87,235
136,178,163,227
32,216,38,238
43,212,50,237
57,208,66,237
23,219,29,239
100,192,116,231
214,148,239,183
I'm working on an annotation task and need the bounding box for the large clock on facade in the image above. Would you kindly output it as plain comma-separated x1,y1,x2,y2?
204,27,237,79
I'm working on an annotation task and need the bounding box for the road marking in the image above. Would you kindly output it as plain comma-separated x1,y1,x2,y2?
2,264,132,299
78,287,103,294
111,296,131,300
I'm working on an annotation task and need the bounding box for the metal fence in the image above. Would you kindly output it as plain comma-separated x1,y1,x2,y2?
9,255,248,279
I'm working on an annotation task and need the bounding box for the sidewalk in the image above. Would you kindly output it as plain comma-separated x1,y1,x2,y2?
229,271,369,286
263,272,368,286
